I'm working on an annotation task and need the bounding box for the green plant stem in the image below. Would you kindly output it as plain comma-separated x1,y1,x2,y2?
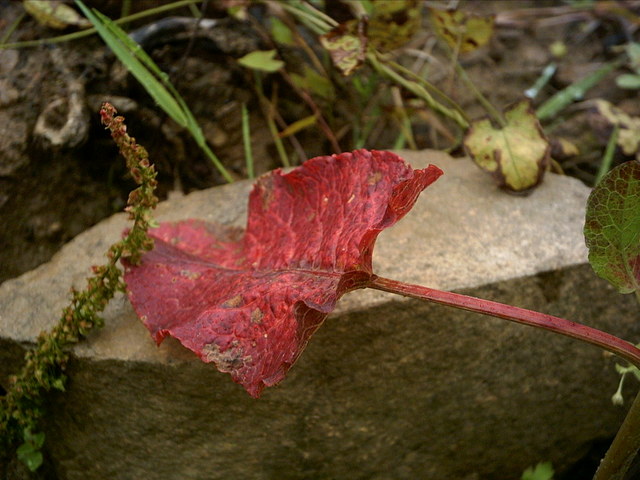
0,0,201,49
199,142,236,183
76,1,234,183
593,391,640,480
0,103,158,465
595,123,619,185
388,59,469,126
241,103,254,178
278,1,336,35
367,51,469,129
254,74,292,167
536,59,624,121
277,67,341,153
0,11,25,45
391,86,417,150
454,62,506,127
370,276,640,368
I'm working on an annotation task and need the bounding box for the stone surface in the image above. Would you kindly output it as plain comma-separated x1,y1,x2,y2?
1,150,639,479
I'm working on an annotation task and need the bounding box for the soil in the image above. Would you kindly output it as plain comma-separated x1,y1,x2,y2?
0,0,639,478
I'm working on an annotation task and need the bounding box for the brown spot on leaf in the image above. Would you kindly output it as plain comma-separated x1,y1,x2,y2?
202,342,250,373
250,308,263,324
223,294,243,308
180,270,201,280
368,171,383,185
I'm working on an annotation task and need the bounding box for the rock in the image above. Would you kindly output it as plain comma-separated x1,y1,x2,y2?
1,150,638,480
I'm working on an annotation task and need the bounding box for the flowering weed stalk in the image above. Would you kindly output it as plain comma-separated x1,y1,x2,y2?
0,103,158,470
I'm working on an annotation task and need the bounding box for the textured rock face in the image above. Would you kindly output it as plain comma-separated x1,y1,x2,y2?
1,150,638,480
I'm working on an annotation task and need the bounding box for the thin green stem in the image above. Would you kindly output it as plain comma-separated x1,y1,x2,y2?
1,0,202,49
593,391,640,480
454,62,506,127
0,103,158,465
199,142,235,183
0,12,25,45
595,124,619,185
388,59,469,125
279,1,336,35
367,51,469,129
241,103,255,179
369,276,640,368
254,74,291,167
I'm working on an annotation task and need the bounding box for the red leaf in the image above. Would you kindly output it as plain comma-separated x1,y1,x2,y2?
124,150,442,397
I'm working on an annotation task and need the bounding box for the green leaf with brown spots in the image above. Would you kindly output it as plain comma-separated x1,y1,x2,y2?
319,18,367,76
368,0,422,52
430,7,495,54
594,100,640,156
584,160,640,294
463,100,550,192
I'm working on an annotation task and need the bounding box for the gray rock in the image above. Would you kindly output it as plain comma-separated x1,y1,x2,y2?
1,150,638,480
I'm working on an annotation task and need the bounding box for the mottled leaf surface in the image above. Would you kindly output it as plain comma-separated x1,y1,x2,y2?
464,100,550,192
594,100,640,156
320,19,368,76
24,0,90,29
124,150,442,397
584,160,640,294
430,7,494,54
368,0,422,52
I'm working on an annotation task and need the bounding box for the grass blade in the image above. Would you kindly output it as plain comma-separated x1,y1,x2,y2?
75,0,234,183
241,103,254,179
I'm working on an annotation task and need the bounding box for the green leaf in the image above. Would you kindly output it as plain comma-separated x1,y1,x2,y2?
17,444,43,472
521,461,554,480
429,7,495,54
23,428,46,448
463,100,550,192
52,376,66,391
319,19,367,76
237,50,284,73
75,1,188,127
626,42,640,71
17,429,46,472
616,73,640,89
368,0,422,52
290,65,334,100
536,60,620,121
75,0,234,183
24,0,91,29
584,160,640,294
270,17,295,46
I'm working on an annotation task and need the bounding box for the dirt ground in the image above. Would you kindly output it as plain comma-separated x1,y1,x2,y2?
0,1,639,476
1,0,638,283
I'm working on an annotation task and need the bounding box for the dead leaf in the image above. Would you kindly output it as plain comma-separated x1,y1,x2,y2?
594,100,640,156
124,150,443,397
430,7,495,54
463,100,550,192
24,0,90,29
319,18,368,76
368,0,422,52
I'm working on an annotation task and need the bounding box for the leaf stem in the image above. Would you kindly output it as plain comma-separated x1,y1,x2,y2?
595,123,619,185
593,390,640,480
369,276,640,368
367,51,469,129
454,62,506,128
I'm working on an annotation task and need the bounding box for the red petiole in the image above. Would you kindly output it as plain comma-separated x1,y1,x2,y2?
370,275,640,368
